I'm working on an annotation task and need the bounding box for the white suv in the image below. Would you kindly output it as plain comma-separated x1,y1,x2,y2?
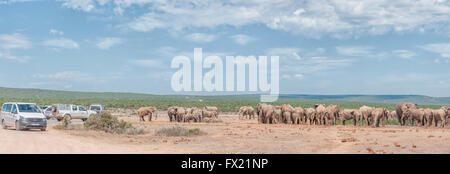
52,104,93,121
1,102,47,131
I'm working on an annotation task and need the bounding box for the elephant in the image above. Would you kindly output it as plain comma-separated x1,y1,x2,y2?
137,106,158,122
192,107,203,122
305,108,316,125
245,107,255,119
421,108,433,127
204,106,218,118
314,104,326,125
167,106,177,122
431,109,447,127
202,109,217,121
280,104,294,124
359,105,375,126
371,108,389,127
403,108,425,126
324,105,339,125
396,102,418,126
273,106,282,124
239,106,255,119
257,103,272,124
353,110,362,125
388,111,396,122
265,107,277,124
257,103,279,124
183,108,200,123
339,109,357,126
238,106,248,119
175,107,186,122
289,107,304,124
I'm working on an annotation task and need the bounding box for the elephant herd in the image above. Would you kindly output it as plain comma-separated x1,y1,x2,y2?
396,102,449,127
136,102,450,128
253,103,450,127
167,106,219,123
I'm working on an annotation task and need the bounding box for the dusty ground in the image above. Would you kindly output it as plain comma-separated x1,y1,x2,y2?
1,112,449,154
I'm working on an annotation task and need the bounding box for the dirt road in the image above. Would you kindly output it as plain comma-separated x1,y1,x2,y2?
1,115,450,154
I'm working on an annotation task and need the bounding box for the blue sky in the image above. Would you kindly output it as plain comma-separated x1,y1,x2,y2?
0,0,450,97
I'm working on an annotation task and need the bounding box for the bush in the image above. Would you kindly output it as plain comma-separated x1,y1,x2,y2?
53,115,78,130
62,115,71,128
84,112,144,135
156,126,205,137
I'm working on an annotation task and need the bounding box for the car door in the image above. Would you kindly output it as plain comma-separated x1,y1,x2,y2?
5,104,12,126
1,104,8,125
71,105,80,119
78,106,88,118
9,104,18,126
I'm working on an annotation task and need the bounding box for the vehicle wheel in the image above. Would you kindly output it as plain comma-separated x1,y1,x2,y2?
15,121,21,131
64,115,72,120
40,128,46,131
1,120,7,129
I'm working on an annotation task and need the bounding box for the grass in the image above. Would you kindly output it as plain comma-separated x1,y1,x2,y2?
156,126,206,137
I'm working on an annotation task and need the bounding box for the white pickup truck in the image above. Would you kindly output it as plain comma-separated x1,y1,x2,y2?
49,104,96,121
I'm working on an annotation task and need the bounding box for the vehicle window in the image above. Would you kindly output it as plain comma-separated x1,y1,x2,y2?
90,106,101,110
72,106,78,111
79,106,86,111
5,104,12,112
17,104,41,113
12,104,17,113
2,104,6,111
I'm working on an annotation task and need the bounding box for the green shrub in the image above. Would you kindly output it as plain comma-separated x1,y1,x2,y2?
84,111,144,135
156,126,205,137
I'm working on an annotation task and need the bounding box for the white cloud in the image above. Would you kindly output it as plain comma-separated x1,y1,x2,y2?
43,38,79,49
392,50,416,59
31,71,124,88
0,33,32,49
59,0,450,37
230,34,254,45
33,71,90,81
61,0,96,12
420,43,450,58
0,0,38,5
285,56,353,73
336,46,374,57
267,48,302,60
96,37,122,49
267,47,352,74
0,33,31,62
130,59,162,67
49,29,64,35
281,74,304,80
185,33,216,43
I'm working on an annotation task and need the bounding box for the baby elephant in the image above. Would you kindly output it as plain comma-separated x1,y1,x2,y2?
137,106,157,122
339,109,358,126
